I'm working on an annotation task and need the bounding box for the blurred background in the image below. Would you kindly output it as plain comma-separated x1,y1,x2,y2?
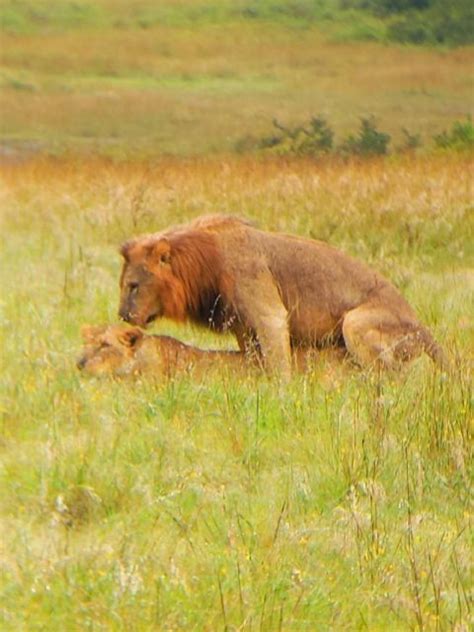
0,0,473,160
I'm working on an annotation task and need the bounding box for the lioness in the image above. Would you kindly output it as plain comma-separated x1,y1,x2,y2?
77,325,245,376
118,215,444,377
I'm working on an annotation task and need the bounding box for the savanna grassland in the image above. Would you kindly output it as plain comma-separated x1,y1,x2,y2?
1,0,473,157
1,1,474,630
1,155,473,630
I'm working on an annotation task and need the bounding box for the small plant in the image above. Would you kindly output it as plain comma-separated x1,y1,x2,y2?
340,116,391,156
307,115,335,153
433,117,474,152
258,115,334,157
398,128,422,153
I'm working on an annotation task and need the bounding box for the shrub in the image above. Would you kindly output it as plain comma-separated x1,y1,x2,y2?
433,118,474,151
236,116,474,158
258,116,334,157
340,117,391,156
340,0,433,15
342,0,474,45
387,14,434,44
398,128,422,153
430,0,474,45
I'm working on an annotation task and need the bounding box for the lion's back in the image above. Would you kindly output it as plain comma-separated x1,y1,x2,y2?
218,226,385,302
214,224,416,339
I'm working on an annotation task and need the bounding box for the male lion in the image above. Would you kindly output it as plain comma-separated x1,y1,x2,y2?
118,215,444,377
77,324,245,377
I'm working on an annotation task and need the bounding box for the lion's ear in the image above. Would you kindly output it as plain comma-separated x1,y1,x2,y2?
120,239,136,262
119,327,144,348
147,238,172,266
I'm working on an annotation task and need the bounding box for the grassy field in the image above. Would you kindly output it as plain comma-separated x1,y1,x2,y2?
1,0,473,157
1,0,473,628
0,154,472,630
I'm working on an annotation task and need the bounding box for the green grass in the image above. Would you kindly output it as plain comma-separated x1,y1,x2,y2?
0,0,381,34
0,155,472,629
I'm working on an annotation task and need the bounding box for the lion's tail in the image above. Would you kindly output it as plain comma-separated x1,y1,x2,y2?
420,327,448,369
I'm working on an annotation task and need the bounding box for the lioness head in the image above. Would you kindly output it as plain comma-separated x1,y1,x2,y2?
118,236,187,328
77,325,144,375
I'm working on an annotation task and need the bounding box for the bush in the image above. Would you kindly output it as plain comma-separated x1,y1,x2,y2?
387,14,434,43
398,128,422,153
342,0,474,45
340,0,433,15
430,0,474,45
388,2,474,45
340,117,391,156
257,116,334,157
236,116,474,158
433,118,474,151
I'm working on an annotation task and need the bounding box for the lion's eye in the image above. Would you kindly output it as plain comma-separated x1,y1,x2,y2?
129,282,139,295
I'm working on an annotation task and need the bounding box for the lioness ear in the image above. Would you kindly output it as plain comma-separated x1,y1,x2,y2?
147,238,171,266
119,328,144,348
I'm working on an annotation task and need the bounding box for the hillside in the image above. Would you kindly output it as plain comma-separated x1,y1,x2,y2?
1,0,473,157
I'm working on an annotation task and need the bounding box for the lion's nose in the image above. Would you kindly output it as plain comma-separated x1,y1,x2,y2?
119,308,132,323
76,356,86,370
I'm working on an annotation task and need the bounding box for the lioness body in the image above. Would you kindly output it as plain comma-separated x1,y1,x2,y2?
119,215,444,376
77,325,245,376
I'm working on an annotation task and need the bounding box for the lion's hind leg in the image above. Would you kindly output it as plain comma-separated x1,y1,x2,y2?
341,306,426,369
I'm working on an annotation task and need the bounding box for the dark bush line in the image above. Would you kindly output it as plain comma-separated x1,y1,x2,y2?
341,0,474,45
236,116,473,158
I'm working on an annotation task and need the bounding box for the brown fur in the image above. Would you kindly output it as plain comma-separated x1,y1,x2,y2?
77,325,245,377
118,214,445,377
77,325,342,378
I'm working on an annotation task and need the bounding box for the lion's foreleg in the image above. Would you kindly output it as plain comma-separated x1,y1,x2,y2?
256,308,292,378
233,271,292,378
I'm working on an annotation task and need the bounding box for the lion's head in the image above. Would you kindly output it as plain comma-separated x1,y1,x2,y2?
118,230,223,328
77,325,144,375
118,236,188,328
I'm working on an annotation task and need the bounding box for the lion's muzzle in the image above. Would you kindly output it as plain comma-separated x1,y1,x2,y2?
119,307,133,323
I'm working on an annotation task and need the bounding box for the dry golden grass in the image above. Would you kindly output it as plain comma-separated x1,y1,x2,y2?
1,22,473,155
